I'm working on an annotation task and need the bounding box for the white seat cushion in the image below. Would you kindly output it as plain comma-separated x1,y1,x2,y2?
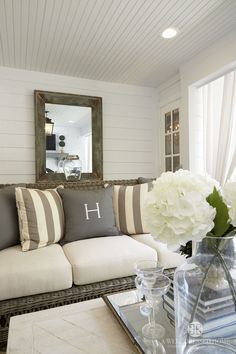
131,234,186,269
62,235,157,285
0,244,72,301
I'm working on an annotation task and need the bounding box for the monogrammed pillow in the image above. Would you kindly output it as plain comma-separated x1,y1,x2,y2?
15,187,64,251
58,187,120,244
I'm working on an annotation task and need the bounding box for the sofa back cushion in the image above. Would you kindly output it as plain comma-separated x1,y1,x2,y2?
58,187,120,244
113,183,152,235
0,186,24,250
15,187,64,251
138,177,154,184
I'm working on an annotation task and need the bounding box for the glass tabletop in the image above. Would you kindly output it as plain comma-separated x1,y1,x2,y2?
103,289,176,354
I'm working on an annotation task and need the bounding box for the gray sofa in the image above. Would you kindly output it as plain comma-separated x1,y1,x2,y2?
0,179,184,346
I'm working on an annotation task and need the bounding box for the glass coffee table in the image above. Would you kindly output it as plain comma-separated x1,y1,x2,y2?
103,289,176,354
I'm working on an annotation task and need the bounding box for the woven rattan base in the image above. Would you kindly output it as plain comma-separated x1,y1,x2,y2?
0,276,136,347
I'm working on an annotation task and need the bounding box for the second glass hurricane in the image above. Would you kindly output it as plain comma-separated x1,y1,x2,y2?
141,274,170,340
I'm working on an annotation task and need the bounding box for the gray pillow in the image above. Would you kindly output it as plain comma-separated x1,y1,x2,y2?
58,187,120,244
0,186,24,250
138,177,154,184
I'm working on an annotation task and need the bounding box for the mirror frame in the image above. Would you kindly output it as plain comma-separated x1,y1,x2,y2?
34,90,103,182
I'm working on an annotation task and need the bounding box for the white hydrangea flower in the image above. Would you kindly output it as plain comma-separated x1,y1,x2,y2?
143,170,216,250
197,173,220,195
222,180,236,227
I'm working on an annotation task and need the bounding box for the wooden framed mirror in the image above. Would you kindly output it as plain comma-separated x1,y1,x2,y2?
34,90,103,182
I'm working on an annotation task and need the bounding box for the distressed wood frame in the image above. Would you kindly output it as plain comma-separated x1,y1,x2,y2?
34,90,103,182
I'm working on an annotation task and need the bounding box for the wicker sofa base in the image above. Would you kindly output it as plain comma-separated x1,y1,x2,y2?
0,276,136,347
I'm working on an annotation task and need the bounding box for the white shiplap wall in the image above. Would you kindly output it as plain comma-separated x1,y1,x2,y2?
0,67,158,183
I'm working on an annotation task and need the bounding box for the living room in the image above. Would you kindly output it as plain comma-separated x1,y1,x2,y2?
0,0,236,353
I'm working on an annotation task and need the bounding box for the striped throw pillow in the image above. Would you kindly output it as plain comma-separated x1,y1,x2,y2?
15,187,64,251
113,183,152,235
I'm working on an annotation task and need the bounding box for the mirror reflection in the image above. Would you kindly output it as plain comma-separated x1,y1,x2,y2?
45,103,92,177
34,90,103,182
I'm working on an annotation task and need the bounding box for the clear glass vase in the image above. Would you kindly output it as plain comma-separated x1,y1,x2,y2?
63,155,82,180
174,232,236,354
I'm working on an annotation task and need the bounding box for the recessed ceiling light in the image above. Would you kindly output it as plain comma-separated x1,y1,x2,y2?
161,27,178,39
68,120,75,123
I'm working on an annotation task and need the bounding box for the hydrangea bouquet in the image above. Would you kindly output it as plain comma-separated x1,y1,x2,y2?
143,169,236,251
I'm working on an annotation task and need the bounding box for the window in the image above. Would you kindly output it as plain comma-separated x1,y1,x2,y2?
164,108,180,172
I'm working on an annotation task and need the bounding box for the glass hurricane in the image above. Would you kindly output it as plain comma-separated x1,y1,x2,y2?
141,274,170,340
134,260,164,315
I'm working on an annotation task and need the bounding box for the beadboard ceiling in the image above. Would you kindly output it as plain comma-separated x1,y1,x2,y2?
0,0,236,87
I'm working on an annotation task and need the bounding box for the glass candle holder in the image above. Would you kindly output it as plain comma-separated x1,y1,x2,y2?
141,274,171,340
63,155,82,180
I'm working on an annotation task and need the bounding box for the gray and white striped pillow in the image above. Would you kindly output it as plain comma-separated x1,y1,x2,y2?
15,187,64,251
113,183,152,235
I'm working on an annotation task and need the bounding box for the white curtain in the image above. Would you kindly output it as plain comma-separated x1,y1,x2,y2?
201,70,236,184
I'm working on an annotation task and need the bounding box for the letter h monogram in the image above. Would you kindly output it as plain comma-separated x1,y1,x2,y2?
84,203,101,220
